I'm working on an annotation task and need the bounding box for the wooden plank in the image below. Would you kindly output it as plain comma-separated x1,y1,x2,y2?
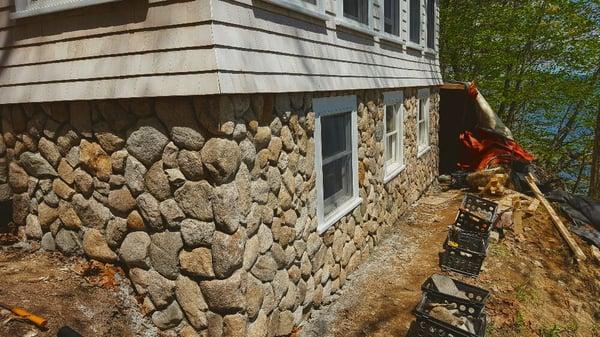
525,173,586,262
441,82,466,90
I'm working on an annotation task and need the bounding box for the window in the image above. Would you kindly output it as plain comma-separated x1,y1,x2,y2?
383,91,404,182
426,0,436,49
12,0,121,19
384,0,400,36
343,0,369,25
409,0,421,44
417,89,430,155
314,96,361,233
260,0,328,20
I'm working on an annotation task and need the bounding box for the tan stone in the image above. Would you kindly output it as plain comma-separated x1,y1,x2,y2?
79,139,112,181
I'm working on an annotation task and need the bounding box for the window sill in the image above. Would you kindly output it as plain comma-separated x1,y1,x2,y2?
379,34,405,48
260,0,330,21
406,42,425,54
335,18,375,37
417,145,431,158
318,197,362,234
424,48,437,56
384,163,406,184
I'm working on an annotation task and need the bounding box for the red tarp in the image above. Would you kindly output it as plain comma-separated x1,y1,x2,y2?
458,128,535,171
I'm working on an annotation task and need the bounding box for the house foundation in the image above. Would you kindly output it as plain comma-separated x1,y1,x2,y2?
0,88,439,336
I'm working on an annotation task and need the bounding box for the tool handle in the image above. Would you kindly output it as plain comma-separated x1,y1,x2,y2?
11,307,48,329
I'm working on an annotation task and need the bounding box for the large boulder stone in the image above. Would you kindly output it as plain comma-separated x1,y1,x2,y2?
83,228,118,263
200,138,241,184
144,161,171,201
212,229,245,279
174,181,213,221
136,192,164,231
151,301,184,330
179,248,215,278
19,152,57,177
124,156,147,195
177,150,204,181
175,275,208,330
55,229,81,255
149,231,183,279
71,194,111,229
212,182,242,234
119,231,151,268
108,187,136,215
199,271,245,313
79,139,112,181
126,118,169,166
156,98,205,151
181,219,214,248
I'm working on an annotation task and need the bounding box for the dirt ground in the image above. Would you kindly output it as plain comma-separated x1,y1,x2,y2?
299,187,600,337
0,243,157,337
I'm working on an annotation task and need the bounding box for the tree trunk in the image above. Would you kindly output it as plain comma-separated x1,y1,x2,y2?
590,105,600,200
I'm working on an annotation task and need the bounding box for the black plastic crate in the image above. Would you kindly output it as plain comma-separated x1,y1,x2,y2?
410,292,488,337
454,209,493,236
446,227,489,255
421,275,490,314
440,247,486,277
460,194,498,223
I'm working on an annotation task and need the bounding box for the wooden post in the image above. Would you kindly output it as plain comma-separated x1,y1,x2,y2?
525,174,586,262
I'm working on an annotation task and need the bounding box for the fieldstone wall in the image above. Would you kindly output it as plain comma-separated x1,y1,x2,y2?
0,87,439,337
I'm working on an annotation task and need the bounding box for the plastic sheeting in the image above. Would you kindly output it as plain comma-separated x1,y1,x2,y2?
546,190,600,248
458,129,535,171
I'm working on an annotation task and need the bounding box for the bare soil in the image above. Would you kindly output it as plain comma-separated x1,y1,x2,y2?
0,245,157,337
299,188,600,337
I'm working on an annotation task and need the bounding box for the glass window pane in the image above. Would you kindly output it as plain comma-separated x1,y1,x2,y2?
427,0,435,48
344,0,368,24
384,0,400,36
385,105,396,132
385,134,397,164
418,100,425,122
321,113,351,160
323,155,352,216
410,0,421,43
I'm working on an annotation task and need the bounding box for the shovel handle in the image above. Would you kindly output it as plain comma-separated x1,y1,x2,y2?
10,307,48,329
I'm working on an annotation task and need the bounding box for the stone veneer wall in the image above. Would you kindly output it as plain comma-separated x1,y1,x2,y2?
0,88,439,337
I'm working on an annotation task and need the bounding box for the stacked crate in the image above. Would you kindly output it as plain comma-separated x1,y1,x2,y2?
441,194,499,277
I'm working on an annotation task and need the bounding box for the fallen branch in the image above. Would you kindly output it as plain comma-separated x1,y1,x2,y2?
525,173,586,262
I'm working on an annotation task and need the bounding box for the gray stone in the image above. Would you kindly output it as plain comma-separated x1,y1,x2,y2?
145,270,177,309
83,228,118,263
108,187,136,215
106,217,128,249
126,118,170,166
119,231,151,268
65,147,80,167
8,162,28,193
174,181,214,221
245,275,264,320
162,142,179,169
156,97,205,150
176,275,208,330
179,248,215,278
250,253,277,282
160,199,185,229
25,214,42,239
38,137,61,167
212,229,245,279
111,150,128,173
375,120,384,142
212,182,242,234
233,123,247,141
145,161,171,201
165,168,186,189
41,232,56,251
137,192,164,231
149,231,183,279
239,139,257,167
55,229,81,255
71,194,111,229
250,179,269,204
152,301,184,330
181,219,214,248
178,150,204,181
272,270,289,303
125,156,147,195
19,152,58,177
200,138,241,184
199,270,245,313
73,168,93,197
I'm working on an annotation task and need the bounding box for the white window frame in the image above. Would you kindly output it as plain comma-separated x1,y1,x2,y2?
261,0,329,21
336,0,375,36
417,88,431,157
314,95,361,234
11,0,121,19
407,0,424,50
425,0,437,52
383,91,405,183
